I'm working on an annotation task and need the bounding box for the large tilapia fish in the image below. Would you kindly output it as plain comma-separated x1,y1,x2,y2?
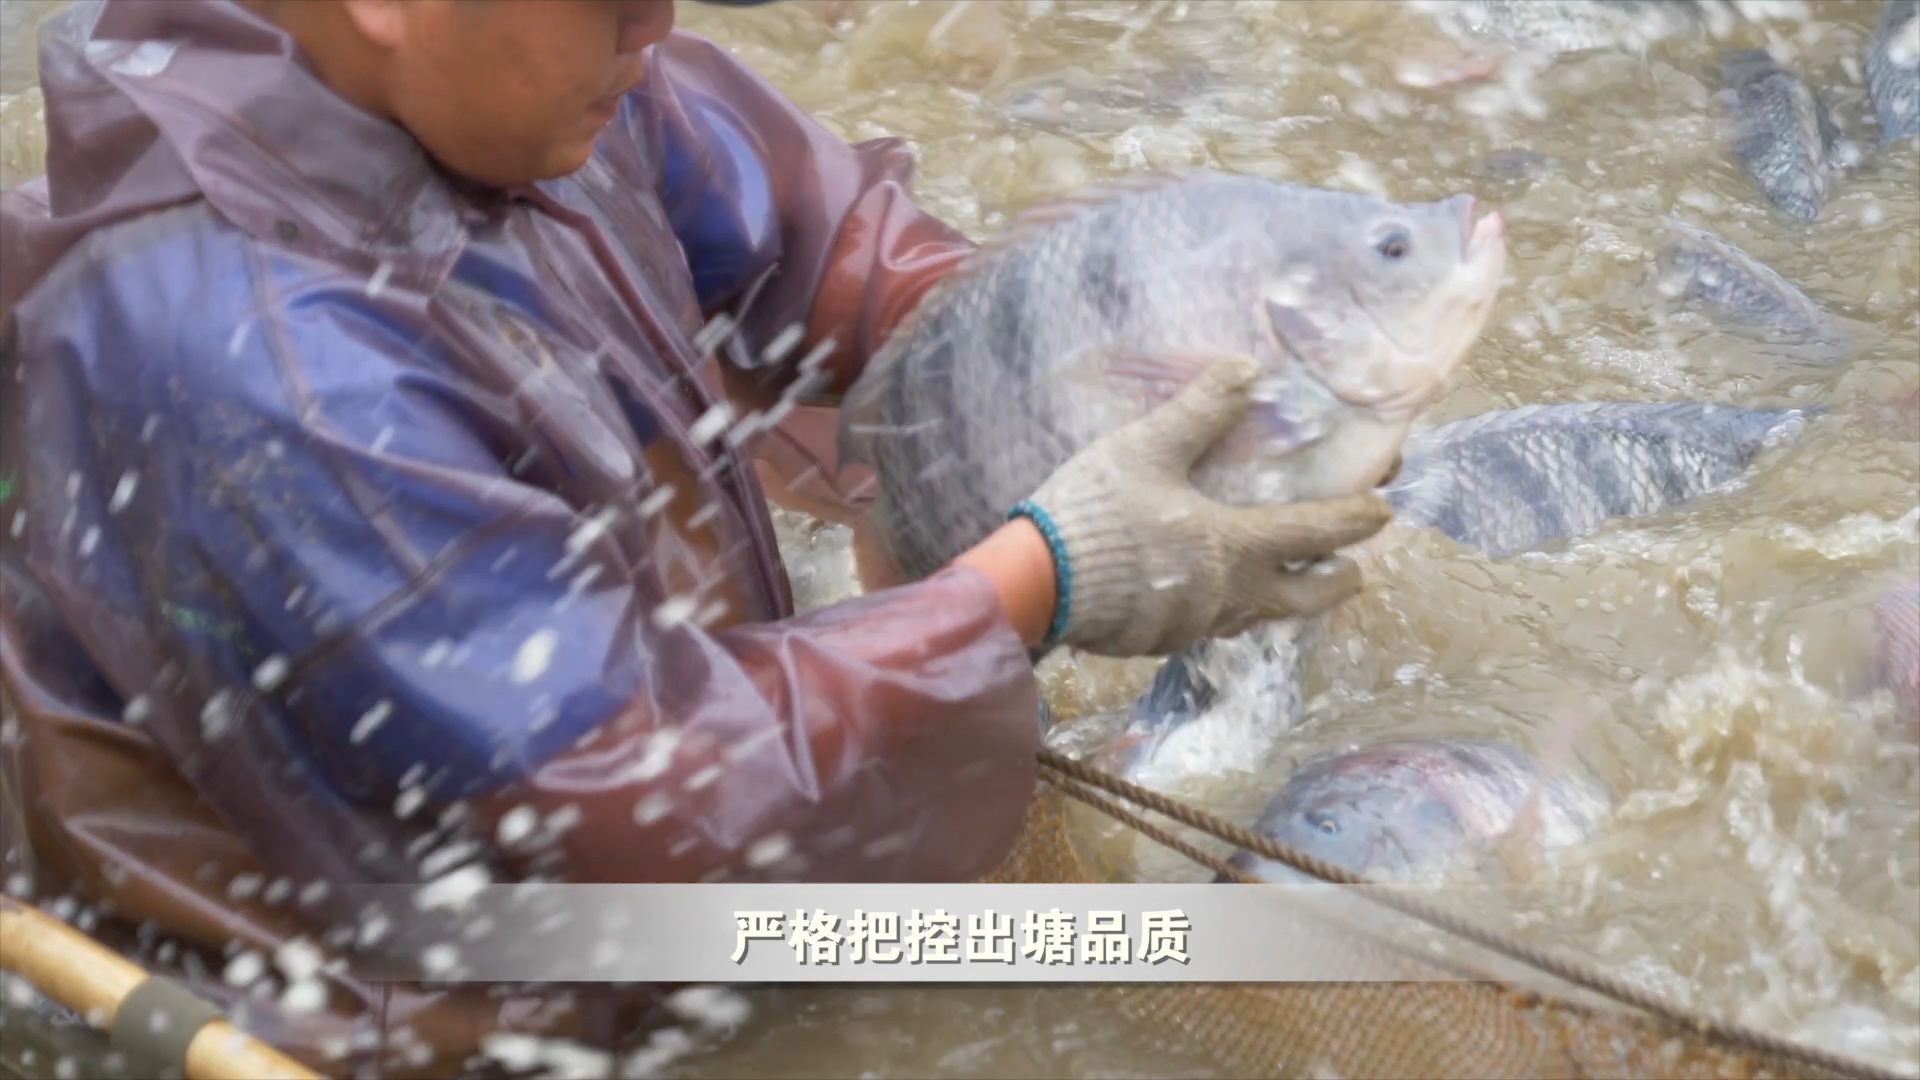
839,172,1508,584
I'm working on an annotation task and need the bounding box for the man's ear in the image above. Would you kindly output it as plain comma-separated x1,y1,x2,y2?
338,0,412,51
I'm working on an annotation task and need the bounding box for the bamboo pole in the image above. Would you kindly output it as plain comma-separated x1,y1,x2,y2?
0,898,322,1080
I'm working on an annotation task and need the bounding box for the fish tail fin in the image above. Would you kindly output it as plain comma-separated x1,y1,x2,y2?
1720,47,1785,89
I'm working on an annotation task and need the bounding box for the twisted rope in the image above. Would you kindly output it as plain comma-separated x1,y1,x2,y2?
1036,747,1914,1080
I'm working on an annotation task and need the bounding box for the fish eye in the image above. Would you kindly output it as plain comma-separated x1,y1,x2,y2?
1375,230,1411,260
1306,811,1340,835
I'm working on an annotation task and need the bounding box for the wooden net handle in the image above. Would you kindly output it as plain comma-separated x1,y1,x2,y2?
0,898,322,1080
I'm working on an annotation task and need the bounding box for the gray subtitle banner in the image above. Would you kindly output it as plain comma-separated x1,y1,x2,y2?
332,883,1538,984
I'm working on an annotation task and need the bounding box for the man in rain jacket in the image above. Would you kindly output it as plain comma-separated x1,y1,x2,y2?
0,0,1392,1073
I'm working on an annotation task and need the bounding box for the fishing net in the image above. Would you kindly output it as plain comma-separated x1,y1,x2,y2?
0,741,1905,1080
973,752,1900,1080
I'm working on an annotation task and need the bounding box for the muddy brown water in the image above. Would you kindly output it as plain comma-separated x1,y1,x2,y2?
3,2,1917,1078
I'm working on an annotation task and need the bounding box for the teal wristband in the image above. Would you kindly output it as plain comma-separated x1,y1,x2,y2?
1007,500,1072,647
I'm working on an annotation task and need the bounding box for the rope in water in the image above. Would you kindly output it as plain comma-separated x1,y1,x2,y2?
1036,746,1915,1080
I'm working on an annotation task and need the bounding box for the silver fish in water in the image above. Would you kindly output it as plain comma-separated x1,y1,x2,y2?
1437,0,1711,57
1093,629,1308,791
1876,580,1920,735
1396,0,1719,88
1218,740,1612,885
1650,221,1833,341
1869,0,1920,145
1001,66,1212,137
1719,48,1842,221
839,171,1507,583
1477,149,1560,187
1383,401,1816,559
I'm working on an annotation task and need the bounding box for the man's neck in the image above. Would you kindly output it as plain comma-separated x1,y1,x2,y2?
241,0,394,122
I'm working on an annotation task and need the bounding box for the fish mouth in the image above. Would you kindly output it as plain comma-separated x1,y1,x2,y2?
1463,201,1507,262
1455,194,1480,250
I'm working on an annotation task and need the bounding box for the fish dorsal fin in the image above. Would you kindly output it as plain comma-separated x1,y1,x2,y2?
841,169,1208,467
931,169,1210,300
966,169,1200,263
1014,169,1191,226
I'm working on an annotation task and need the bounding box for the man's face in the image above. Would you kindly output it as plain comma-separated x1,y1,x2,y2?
369,0,672,187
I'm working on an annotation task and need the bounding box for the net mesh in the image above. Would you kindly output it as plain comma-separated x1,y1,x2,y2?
975,780,1846,1080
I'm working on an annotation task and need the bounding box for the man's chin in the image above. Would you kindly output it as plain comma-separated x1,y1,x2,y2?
542,141,602,181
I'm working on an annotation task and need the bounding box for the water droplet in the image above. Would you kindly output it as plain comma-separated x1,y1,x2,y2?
357,911,392,948
108,472,139,514
223,950,265,988
282,979,327,1015
350,699,393,745
252,655,291,692
275,939,323,982
633,791,674,825
546,803,582,834
665,986,752,1028
421,639,454,669
415,863,491,911
625,730,680,784
639,486,677,518
420,943,460,977
365,262,394,299
653,596,697,630
745,832,793,868
395,785,426,820
497,805,538,845
689,405,735,446
482,1034,542,1071
200,691,239,739
108,39,180,78
510,629,557,685
760,323,804,368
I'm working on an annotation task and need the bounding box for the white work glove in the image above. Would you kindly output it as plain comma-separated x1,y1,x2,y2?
1012,355,1394,658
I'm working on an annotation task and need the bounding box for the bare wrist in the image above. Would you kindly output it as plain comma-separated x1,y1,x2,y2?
952,519,1059,647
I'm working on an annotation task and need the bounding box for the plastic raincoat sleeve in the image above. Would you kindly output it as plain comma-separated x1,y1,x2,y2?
80,279,1039,886
641,31,976,405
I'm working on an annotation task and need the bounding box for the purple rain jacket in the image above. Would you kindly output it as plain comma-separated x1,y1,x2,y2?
0,1,1041,1073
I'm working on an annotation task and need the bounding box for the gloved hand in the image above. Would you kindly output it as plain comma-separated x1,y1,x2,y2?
1011,355,1393,658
